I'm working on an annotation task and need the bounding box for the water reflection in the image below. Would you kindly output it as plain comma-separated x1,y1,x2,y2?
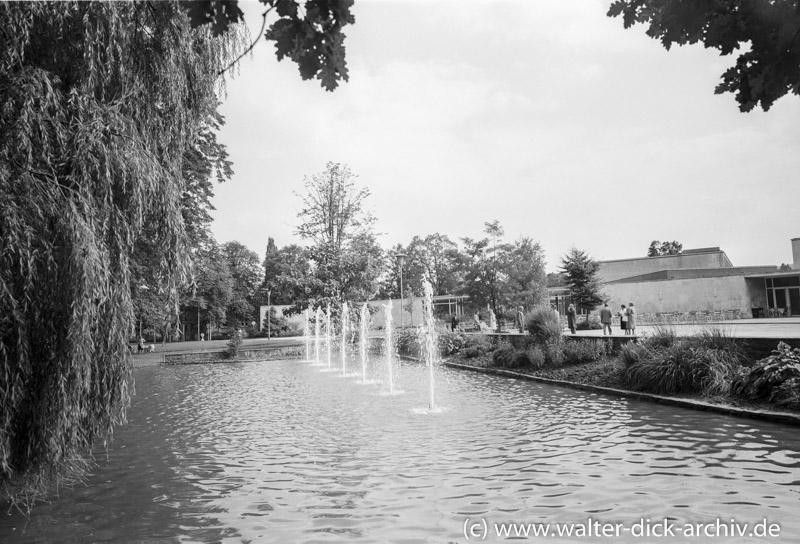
1,360,799,543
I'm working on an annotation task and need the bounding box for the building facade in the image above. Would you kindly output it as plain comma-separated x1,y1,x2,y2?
594,239,800,319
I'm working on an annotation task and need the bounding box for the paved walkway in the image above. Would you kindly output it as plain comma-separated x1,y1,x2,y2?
573,317,800,339
130,318,799,363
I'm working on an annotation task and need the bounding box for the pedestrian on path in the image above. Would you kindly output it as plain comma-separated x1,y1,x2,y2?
600,303,613,335
626,302,637,335
567,303,577,334
619,305,628,334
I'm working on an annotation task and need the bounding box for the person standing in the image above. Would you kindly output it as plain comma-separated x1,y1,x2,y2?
626,302,637,335
618,304,628,334
567,303,577,334
516,306,525,334
600,302,613,335
450,315,458,331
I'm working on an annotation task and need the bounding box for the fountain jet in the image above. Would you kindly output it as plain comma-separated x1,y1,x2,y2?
423,280,436,410
341,301,349,376
360,303,368,384
314,307,321,366
326,304,332,369
384,299,394,394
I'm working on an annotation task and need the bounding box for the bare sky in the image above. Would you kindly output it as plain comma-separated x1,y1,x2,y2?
212,0,800,272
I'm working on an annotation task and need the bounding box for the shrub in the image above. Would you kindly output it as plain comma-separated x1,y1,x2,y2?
732,342,800,408
514,350,532,367
437,330,467,356
624,341,697,394
526,305,563,344
576,315,602,331
526,345,546,370
226,329,243,359
492,342,516,367
543,337,565,368
624,338,741,396
619,342,645,367
692,327,745,354
562,339,609,365
641,326,678,350
459,334,495,359
395,327,421,358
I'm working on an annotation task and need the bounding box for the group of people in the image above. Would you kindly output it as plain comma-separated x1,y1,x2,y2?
564,301,637,335
460,301,638,336
596,302,637,335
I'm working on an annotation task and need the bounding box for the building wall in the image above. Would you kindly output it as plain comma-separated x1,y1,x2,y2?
793,237,800,269
366,298,424,329
746,278,769,309
259,305,307,331
598,251,732,283
600,275,759,315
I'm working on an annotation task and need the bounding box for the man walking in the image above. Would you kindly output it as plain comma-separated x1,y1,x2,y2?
600,302,613,336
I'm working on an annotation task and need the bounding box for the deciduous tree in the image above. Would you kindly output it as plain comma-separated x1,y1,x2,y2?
403,234,466,296
608,0,800,112
647,240,684,256
1,0,352,505
506,237,548,309
183,0,355,91
292,162,383,310
263,242,312,305
0,1,244,504
222,241,263,327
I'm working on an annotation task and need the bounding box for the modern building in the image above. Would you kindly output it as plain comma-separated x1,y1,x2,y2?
595,238,800,319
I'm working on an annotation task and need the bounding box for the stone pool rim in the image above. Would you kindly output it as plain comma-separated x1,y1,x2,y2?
445,360,800,428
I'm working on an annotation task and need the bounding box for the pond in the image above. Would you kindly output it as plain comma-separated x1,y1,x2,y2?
1,359,799,543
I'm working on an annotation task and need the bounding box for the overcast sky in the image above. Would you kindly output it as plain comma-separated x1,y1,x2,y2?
212,0,800,272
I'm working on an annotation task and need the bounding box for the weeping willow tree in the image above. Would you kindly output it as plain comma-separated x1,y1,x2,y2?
0,2,245,505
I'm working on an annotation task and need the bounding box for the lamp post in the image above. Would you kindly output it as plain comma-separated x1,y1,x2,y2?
267,289,272,340
395,253,407,329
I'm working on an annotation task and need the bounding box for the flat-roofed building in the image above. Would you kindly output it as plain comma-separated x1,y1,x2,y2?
594,240,800,320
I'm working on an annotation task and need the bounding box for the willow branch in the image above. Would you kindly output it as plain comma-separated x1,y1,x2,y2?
218,7,273,77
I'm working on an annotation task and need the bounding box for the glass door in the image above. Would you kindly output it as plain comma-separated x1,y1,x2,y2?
774,288,787,315
789,288,800,316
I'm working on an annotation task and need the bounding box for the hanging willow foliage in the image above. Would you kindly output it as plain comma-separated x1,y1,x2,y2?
0,2,244,505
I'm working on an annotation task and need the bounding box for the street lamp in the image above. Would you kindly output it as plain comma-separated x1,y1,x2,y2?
395,253,407,329
267,289,272,340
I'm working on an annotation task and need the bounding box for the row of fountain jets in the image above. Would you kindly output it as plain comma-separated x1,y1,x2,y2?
300,281,438,410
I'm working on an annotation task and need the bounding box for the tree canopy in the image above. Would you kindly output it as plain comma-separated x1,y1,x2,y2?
183,0,355,91
608,0,800,112
0,0,351,506
560,247,604,313
287,162,383,311
647,240,684,256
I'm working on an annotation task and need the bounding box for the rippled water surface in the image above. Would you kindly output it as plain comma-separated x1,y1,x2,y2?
2,359,800,543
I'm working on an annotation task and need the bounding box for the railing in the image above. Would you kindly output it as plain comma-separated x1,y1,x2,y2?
634,310,747,325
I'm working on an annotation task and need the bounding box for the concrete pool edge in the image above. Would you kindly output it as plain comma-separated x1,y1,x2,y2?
445,361,800,428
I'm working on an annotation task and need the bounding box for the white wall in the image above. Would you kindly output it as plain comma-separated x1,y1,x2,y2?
600,276,755,315
260,298,426,331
